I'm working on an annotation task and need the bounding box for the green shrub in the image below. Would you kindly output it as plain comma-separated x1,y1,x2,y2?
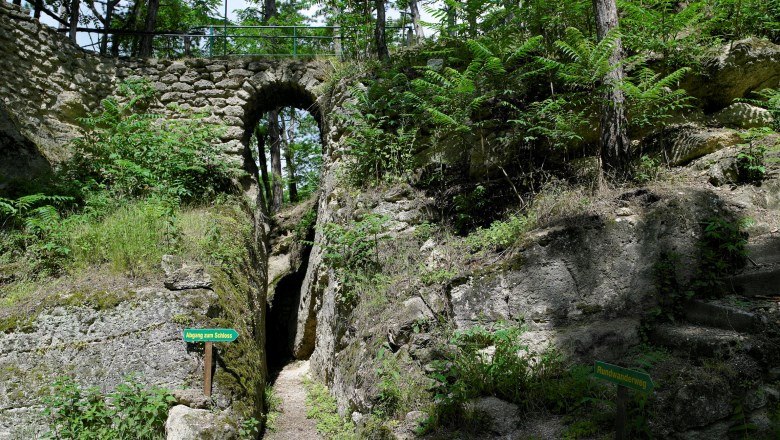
465,213,534,252
66,79,236,203
320,214,388,303
43,376,174,440
426,323,600,432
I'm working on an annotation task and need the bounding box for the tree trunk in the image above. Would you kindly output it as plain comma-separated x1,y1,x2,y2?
446,3,456,36
408,0,424,41
281,110,298,203
68,0,80,42
268,109,284,212
100,0,115,55
33,0,42,19
593,0,630,177
139,0,160,57
374,0,389,61
263,0,276,22
255,126,272,210
13,0,21,6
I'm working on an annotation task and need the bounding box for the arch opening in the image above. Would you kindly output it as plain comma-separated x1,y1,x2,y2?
240,82,324,379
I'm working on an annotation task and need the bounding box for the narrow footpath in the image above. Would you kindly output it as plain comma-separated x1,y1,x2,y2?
263,360,322,440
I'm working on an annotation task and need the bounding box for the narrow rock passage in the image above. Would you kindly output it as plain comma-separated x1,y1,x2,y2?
264,360,322,440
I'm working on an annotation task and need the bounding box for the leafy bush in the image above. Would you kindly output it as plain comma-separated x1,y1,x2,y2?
66,79,235,202
426,323,600,431
319,214,388,303
43,376,174,440
464,213,534,252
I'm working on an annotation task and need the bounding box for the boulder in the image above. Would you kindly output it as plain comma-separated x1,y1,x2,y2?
646,124,742,165
162,255,212,291
711,103,774,129
172,389,211,409
165,405,237,440
683,38,780,110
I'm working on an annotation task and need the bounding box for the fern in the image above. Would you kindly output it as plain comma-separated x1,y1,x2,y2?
624,67,693,130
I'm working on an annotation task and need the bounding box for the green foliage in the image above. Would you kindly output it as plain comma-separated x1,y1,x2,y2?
67,79,235,203
66,198,179,277
426,323,602,432
304,379,357,440
623,67,693,131
238,417,261,439
633,155,664,184
339,84,418,184
695,216,749,293
736,144,767,184
319,214,388,303
452,184,488,233
43,376,174,440
620,0,714,70
295,207,318,242
649,217,749,325
263,384,282,432
465,213,535,252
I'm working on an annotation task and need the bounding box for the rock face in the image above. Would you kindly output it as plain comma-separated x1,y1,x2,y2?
165,405,237,440
0,287,212,438
711,102,775,129
647,124,742,165
684,38,780,111
162,255,213,290
0,2,332,171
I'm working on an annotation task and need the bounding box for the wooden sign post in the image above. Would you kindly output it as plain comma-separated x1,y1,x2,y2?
183,328,239,397
593,361,654,440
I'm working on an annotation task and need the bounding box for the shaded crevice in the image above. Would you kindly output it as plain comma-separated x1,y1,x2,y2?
265,237,314,380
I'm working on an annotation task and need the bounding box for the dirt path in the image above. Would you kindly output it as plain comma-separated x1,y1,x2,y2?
263,360,322,440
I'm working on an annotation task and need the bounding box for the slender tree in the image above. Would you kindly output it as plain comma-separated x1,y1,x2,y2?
86,0,122,55
374,0,389,60
255,126,273,209
139,0,161,57
268,109,284,211
281,109,299,203
593,0,630,176
68,0,80,42
263,0,276,22
408,0,424,41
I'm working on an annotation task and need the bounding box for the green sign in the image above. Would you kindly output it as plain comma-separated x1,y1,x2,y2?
594,361,654,393
183,328,239,343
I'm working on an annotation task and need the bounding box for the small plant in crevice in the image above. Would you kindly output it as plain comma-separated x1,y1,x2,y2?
633,155,664,184
694,216,750,295
648,251,694,323
645,216,750,332
728,397,759,438
303,378,357,440
319,214,389,305
736,143,767,184
452,184,489,234
239,417,261,439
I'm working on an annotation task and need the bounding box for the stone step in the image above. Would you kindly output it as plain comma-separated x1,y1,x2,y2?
650,323,754,358
684,299,765,333
730,266,780,297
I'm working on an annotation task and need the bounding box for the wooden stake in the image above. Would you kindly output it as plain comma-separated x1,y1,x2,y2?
615,385,628,440
204,341,213,397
